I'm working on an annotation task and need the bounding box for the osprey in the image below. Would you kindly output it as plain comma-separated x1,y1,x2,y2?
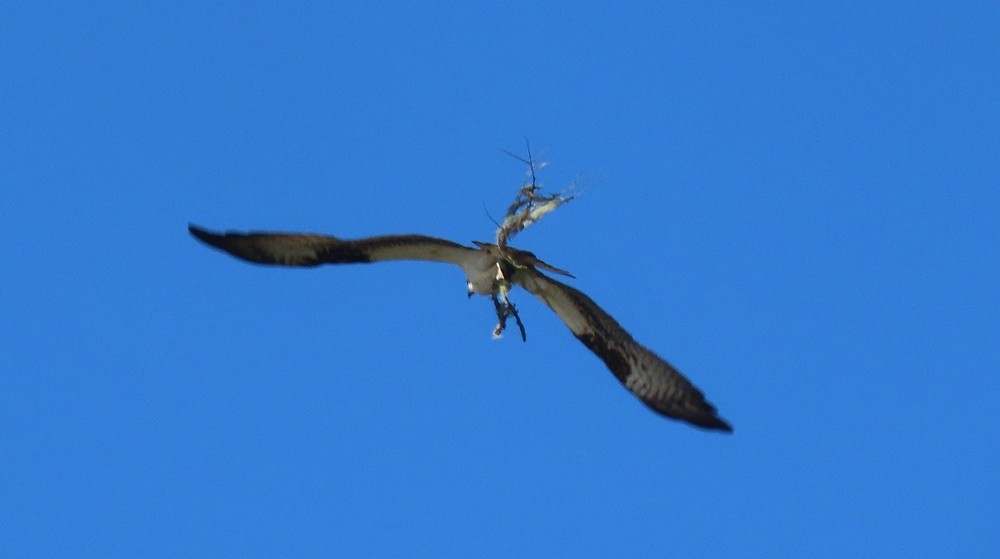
189,157,731,432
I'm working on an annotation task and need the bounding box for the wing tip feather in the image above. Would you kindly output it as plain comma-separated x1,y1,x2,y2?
647,395,733,433
188,223,227,249
188,223,215,243
686,412,733,433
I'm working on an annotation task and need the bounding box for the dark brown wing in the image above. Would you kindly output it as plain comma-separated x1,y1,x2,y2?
514,268,732,432
188,224,478,267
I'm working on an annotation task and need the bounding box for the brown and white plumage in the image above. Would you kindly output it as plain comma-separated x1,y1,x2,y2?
189,224,732,432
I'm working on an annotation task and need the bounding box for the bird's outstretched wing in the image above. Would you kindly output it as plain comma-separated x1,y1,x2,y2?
514,269,732,432
188,224,479,267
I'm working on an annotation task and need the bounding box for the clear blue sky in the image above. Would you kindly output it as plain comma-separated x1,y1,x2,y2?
3,3,997,557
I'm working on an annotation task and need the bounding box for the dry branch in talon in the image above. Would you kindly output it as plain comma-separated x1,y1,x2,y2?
187,147,732,432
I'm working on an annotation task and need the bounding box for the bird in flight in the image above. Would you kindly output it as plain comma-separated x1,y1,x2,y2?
189,154,732,432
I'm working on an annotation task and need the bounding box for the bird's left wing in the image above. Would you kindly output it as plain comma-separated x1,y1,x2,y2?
514,268,732,432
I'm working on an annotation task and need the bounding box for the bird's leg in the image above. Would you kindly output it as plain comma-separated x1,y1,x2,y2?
490,291,508,338
490,276,528,342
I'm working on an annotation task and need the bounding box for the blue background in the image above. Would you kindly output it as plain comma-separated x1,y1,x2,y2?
3,3,997,556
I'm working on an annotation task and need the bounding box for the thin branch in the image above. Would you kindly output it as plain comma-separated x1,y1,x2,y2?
494,141,575,249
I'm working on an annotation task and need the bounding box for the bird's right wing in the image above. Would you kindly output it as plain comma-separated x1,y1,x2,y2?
188,224,480,268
